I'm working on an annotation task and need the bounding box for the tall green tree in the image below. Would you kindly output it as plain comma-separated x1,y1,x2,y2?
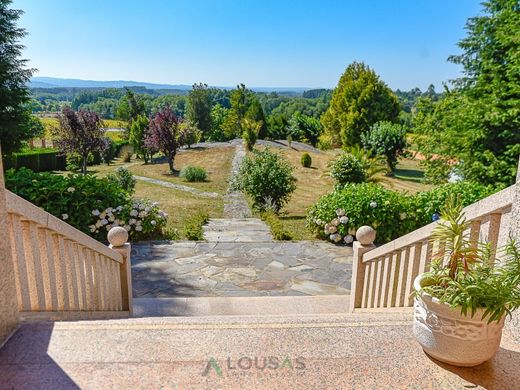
0,0,35,156
245,98,267,139
186,83,212,138
321,62,400,147
129,114,150,163
116,88,145,122
209,103,230,141
224,84,267,140
415,0,520,185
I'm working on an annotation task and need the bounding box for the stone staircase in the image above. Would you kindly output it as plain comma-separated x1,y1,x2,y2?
1,298,518,389
203,218,273,242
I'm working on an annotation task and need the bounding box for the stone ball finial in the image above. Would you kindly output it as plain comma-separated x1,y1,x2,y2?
356,225,376,245
108,226,128,247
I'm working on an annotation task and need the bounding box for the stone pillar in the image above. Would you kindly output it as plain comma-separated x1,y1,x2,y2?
108,227,133,316
349,226,376,313
0,145,19,346
506,156,520,342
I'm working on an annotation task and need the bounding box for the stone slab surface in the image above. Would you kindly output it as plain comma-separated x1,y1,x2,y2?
0,311,519,389
132,241,352,297
133,295,350,317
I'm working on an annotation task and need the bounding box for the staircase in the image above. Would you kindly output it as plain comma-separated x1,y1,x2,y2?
203,218,272,242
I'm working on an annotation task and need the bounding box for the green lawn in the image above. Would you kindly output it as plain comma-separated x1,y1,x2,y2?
262,148,431,240
61,146,235,238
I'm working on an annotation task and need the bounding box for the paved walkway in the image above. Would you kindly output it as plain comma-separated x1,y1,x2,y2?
131,241,352,297
223,143,251,218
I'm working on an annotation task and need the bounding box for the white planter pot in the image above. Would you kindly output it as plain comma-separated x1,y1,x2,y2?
413,274,505,367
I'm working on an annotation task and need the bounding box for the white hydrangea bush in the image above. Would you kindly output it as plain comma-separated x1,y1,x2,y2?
319,208,355,245
89,199,167,241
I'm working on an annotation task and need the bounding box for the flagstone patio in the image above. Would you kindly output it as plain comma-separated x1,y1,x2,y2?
131,240,352,297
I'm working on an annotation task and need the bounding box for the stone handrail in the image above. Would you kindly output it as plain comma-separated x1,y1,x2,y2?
6,190,133,320
350,185,515,312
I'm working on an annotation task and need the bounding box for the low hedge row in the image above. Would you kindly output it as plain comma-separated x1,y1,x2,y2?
3,140,130,173
3,149,66,172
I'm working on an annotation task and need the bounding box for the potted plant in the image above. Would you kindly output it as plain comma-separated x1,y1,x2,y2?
413,197,520,367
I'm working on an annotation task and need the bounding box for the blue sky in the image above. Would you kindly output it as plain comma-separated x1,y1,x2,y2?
14,0,482,90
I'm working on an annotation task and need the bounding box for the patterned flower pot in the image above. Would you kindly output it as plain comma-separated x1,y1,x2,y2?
413,274,505,367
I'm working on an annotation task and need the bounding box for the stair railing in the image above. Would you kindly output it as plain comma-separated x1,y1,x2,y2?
349,185,515,312
6,190,133,321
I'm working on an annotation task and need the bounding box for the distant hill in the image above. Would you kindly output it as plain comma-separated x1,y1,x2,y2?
29,77,311,94
29,77,192,90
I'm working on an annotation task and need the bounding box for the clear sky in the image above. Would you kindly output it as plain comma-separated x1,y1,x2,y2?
13,0,482,90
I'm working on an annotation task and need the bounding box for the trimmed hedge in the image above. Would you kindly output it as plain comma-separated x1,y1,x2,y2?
3,149,66,172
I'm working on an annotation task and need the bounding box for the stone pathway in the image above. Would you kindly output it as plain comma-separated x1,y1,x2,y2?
223,143,251,218
133,175,219,198
131,241,352,297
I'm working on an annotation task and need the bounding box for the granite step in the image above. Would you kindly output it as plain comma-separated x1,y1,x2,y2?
133,295,351,317
1,307,518,389
203,218,273,242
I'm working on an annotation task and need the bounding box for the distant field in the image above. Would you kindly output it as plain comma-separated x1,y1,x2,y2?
38,117,127,140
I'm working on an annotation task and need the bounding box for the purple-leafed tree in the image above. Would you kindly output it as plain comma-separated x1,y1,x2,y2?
144,106,187,174
52,107,105,174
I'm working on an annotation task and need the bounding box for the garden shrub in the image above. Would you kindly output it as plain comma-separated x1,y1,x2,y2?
114,140,130,157
122,151,132,163
234,147,296,213
90,199,168,241
410,182,497,226
180,165,208,182
37,151,57,172
329,152,366,186
5,168,167,242
261,211,293,240
182,211,209,240
118,144,133,161
307,183,412,244
101,137,116,164
66,152,94,172
361,121,407,172
107,167,136,194
301,153,312,168
306,181,497,245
